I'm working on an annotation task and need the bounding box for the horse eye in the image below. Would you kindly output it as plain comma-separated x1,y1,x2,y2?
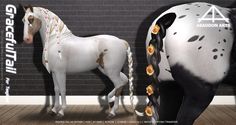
28,15,34,24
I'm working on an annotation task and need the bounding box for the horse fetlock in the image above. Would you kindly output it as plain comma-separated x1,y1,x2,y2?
58,109,65,116
109,110,116,116
48,108,57,116
51,107,58,113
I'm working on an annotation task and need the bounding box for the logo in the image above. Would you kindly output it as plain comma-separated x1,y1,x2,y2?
197,5,230,28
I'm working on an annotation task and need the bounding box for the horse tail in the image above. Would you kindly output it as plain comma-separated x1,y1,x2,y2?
146,13,176,120
126,45,144,116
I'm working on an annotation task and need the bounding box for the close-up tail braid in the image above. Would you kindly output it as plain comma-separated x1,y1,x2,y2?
145,22,163,121
145,13,176,123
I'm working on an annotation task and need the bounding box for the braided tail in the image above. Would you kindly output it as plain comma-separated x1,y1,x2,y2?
145,13,176,122
127,46,144,116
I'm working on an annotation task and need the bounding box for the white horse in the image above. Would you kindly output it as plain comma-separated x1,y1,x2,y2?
145,2,236,125
22,5,141,118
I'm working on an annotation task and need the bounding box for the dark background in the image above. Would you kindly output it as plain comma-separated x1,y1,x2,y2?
0,0,236,95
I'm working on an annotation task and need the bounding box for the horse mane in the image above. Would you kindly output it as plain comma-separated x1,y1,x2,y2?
35,7,71,36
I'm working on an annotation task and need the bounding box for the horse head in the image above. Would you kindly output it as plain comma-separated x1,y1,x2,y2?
22,5,42,44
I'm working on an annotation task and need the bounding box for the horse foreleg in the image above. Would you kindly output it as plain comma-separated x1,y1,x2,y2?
53,72,67,118
50,72,60,116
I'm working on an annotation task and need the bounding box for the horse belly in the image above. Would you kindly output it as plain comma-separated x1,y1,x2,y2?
64,42,99,73
66,56,98,73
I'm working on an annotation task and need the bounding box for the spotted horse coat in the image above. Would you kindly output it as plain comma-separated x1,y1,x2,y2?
145,2,236,125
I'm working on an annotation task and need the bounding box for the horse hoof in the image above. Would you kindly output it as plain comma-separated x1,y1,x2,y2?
106,113,115,120
48,110,57,116
55,113,64,119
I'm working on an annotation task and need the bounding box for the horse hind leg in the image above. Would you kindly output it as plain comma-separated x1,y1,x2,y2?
98,67,128,114
99,67,128,119
171,64,216,125
98,67,116,108
106,73,128,119
176,93,214,125
97,45,127,119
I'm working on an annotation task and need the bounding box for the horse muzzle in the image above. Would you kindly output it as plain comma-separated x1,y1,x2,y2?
23,35,33,44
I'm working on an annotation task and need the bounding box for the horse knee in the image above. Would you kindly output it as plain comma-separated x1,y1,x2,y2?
54,87,59,93
60,89,66,95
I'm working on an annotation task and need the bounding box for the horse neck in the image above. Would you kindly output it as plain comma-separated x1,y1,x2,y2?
36,7,72,47
39,18,47,47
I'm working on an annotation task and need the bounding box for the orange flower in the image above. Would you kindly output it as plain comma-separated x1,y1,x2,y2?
146,65,154,76
146,85,154,96
152,25,160,34
147,44,155,55
145,106,153,116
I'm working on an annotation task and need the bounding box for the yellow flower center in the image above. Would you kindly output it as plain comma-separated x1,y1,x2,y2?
147,44,155,55
146,65,154,76
152,25,160,34
146,85,154,96
145,106,153,116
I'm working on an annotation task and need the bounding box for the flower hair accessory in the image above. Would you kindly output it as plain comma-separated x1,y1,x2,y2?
146,85,154,96
152,24,160,34
145,106,153,116
147,44,155,55
146,64,154,76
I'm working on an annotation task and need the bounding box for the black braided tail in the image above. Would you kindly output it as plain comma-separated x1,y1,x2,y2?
145,13,176,124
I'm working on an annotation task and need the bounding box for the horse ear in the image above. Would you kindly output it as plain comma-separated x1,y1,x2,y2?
21,5,34,12
20,4,33,12
28,5,33,12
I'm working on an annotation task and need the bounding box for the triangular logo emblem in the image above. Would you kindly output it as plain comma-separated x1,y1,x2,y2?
198,5,229,23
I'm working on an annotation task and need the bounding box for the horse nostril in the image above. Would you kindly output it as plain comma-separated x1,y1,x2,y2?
24,38,29,41
24,37,30,43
